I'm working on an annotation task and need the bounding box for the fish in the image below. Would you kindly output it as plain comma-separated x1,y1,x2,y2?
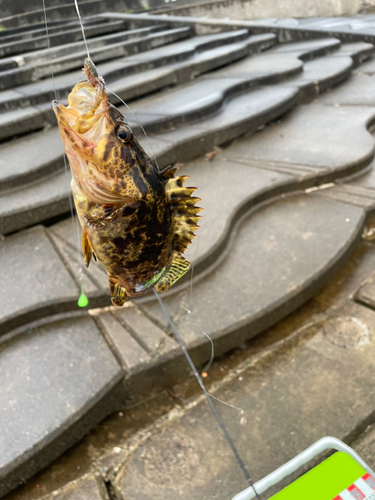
52,58,202,306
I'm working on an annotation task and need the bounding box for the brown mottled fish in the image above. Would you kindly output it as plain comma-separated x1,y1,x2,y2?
52,59,202,306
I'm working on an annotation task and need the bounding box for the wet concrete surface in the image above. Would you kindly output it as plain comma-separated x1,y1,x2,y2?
5,234,375,500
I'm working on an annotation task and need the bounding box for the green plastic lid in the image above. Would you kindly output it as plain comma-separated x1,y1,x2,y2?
270,452,367,500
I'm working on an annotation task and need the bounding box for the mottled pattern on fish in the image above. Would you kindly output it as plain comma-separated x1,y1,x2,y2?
52,59,201,306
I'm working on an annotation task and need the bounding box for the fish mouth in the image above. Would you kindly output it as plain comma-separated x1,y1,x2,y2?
52,87,108,135
52,100,80,133
51,100,62,117
52,59,108,133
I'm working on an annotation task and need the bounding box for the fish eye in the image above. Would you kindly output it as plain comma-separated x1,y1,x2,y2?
116,125,133,143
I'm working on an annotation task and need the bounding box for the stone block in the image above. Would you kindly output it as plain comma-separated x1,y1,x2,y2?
141,194,365,358
44,474,109,500
0,316,123,497
0,226,78,334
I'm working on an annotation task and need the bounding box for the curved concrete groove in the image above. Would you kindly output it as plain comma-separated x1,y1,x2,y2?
122,50,356,134
285,55,354,102
0,53,371,233
0,25,168,69
122,60,303,134
0,33,275,112
0,37,348,143
0,38,354,151
0,27,193,91
0,35,276,142
0,20,127,58
0,18,95,48
0,30,268,119
316,182,375,213
0,84,298,235
0,17,106,47
226,104,375,179
331,41,374,67
0,28,250,92
1,34,375,331
141,85,299,166
314,154,375,214
140,194,366,357
1,101,372,333
0,129,65,192
267,38,341,60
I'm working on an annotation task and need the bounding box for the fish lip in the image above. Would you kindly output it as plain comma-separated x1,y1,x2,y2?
52,101,77,128
51,100,61,116
51,101,70,128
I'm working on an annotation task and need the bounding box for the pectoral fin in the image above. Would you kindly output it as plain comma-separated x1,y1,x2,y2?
82,228,95,268
155,255,190,293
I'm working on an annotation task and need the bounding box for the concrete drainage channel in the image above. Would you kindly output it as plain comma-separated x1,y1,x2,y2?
4,10,375,500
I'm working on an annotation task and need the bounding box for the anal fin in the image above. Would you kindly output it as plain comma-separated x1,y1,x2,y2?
109,276,128,306
155,256,190,293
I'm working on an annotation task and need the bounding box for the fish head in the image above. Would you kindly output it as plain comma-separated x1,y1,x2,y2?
52,60,150,204
52,78,132,158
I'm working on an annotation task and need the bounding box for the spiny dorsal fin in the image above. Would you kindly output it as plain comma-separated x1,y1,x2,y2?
161,165,179,183
155,255,190,293
161,165,203,254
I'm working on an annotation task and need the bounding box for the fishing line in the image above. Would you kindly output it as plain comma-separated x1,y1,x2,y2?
55,3,259,491
105,84,217,380
105,85,225,413
72,0,158,170
208,393,245,414
73,0,160,170
73,0,91,59
185,320,214,374
153,289,262,499
104,86,160,172
42,0,88,307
